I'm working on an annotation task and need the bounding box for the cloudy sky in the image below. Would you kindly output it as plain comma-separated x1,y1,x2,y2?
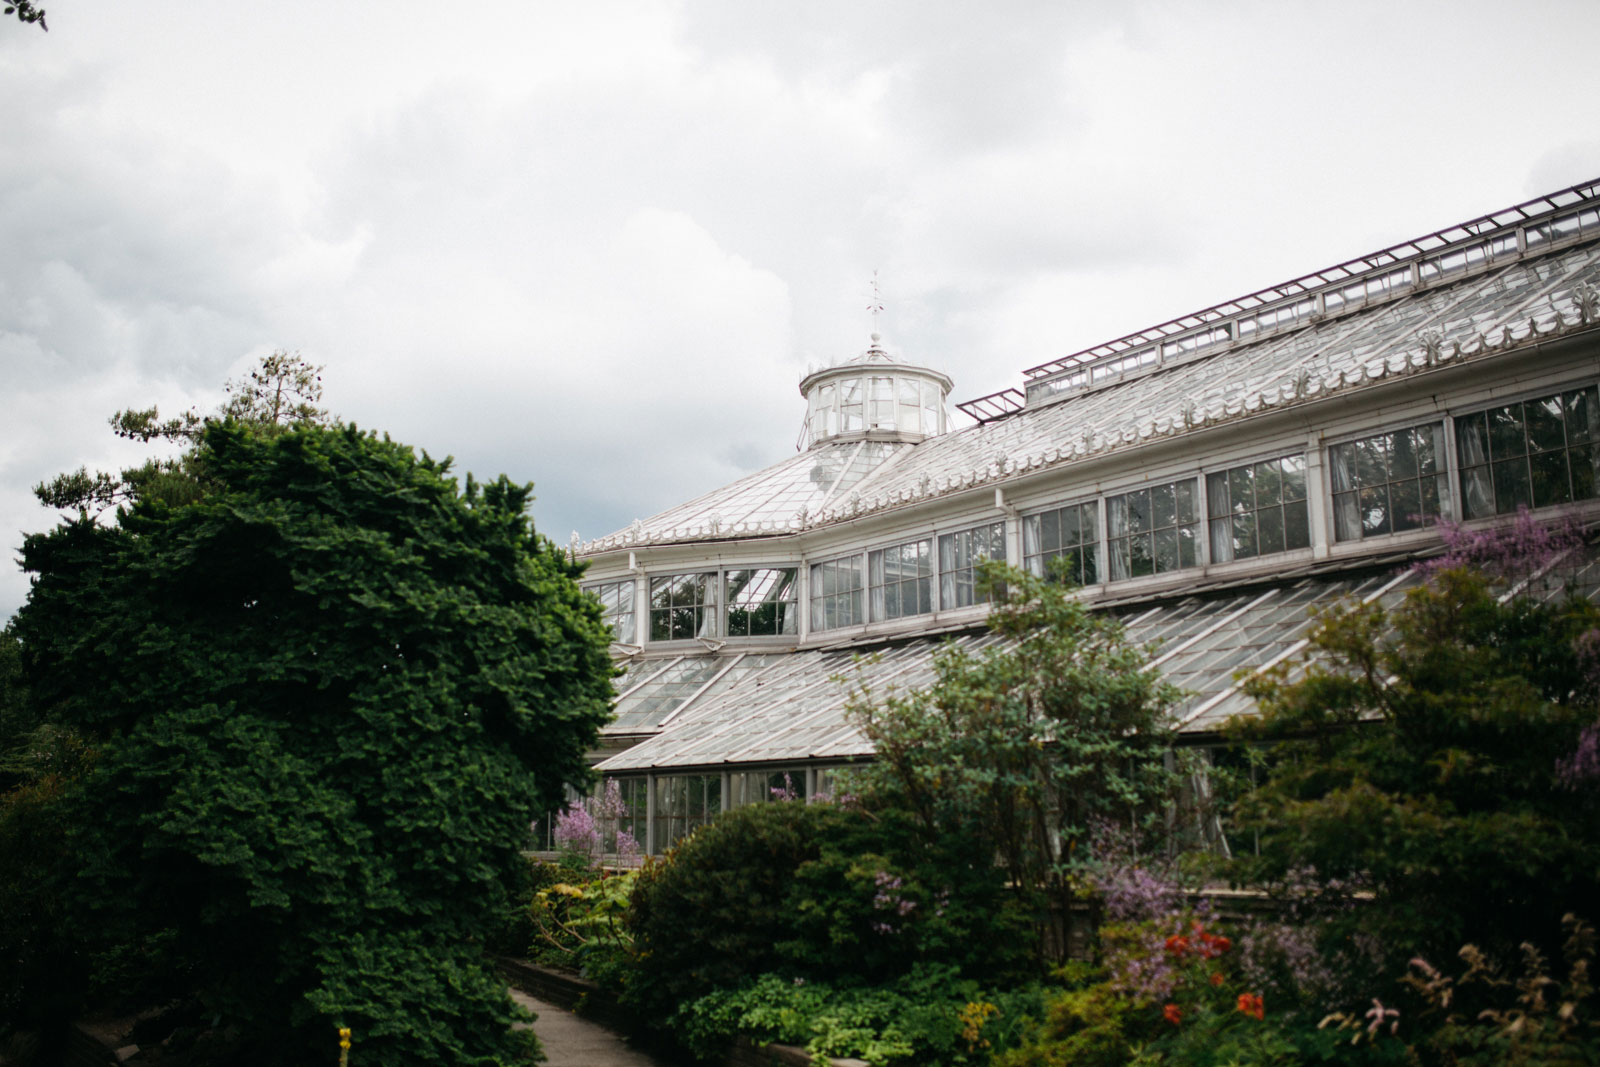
4,0,1600,621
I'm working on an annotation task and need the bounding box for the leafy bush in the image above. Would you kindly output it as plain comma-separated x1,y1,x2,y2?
1230,557,1600,978
680,965,1043,1067
10,423,616,1066
625,799,1030,1023
527,868,637,991
1323,913,1600,1066
845,561,1185,958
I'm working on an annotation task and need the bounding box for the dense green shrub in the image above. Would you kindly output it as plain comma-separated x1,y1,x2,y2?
1231,561,1600,978
681,966,1044,1066
10,422,615,1066
625,799,1030,1023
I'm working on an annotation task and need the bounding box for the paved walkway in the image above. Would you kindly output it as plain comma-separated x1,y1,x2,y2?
510,988,674,1067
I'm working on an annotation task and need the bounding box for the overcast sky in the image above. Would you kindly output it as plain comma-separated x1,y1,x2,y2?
4,0,1600,622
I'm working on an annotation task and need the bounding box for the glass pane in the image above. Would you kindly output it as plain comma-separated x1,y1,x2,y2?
1332,490,1360,541
1566,388,1596,444
1257,507,1285,555
1229,466,1254,512
1039,510,1058,552
1421,474,1445,520
1526,395,1566,452
1359,485,1390,536
1391,479,1422,532
1390,431,1420,481
1457,411,1490,463
1081,543,1099,584
1126,489,1151,533
1154,527,1178,572
1492,458,1531,512
1571,446,1596,501
1176,483,1199,525
1232,513,1257,559
1285,502,1310,550
1206,472,1229,519
1177,526,1197,568
1254,460,1282,507
1152,483,1177,528
1355,435,1388,487
1487,404,1526,460
1280,455,1306,501
1530,450,1571,508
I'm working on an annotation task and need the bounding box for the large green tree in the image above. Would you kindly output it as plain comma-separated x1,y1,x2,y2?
11,421,615,1065
1231,548,1600,979
845,561,1183,958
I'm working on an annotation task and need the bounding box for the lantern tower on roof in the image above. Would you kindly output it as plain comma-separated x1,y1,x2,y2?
798,332,954,449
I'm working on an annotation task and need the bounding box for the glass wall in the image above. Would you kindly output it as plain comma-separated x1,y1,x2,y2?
1024,501,1099,585
1206,455,1309,563
725,568,799,637
1456,385,1598,518
939,521,1006,608
1330,424,1448,540
652,773,721,851
810,555,865,632
649,573,715,641
806,373,946,442
869,538,934,621
727,768,808,807
1108,480,1200,580
585,579,635,642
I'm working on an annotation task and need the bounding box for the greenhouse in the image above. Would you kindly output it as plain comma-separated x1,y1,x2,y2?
569,178,1600,855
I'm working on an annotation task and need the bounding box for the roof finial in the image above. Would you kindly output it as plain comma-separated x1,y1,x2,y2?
867,270,883,343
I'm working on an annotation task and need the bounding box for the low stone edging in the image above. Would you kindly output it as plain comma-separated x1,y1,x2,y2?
494,958,866,1067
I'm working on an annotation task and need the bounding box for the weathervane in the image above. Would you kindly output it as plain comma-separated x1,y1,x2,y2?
867,270,884,337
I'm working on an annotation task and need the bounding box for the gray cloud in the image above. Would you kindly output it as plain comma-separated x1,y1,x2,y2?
4,0,1600,622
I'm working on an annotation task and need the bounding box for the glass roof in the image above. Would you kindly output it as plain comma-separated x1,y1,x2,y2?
596,542,1600,772
581,237,1600,555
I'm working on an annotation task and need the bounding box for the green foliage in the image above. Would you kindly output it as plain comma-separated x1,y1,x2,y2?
34,351,329,516
9,421,615,1065
625,799,1030,1025
1230,564,1600,974
680,966,1043,1067
845,561,1184,949
527,869,638,991
3,1,45,30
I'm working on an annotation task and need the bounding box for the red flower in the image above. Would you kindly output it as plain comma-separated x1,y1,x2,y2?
1163,1003,1183,1026
1164,935,1190,956
1236,993,1265,1020
1212,935,1232,955
1210,971,1225,987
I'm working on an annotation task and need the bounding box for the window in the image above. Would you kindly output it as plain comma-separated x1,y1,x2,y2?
869,538,933,621
1330,424,1449,540
1108,480,1200,580
1024,501,1099,585
728,768,806,807
649,572,715,641
839,378,864,433
585,579,635,642
809,555,865,631
725,568,798,637
939,521,1006,608
652,773,721,851
1207,455,1309,563
1456,385,1599,518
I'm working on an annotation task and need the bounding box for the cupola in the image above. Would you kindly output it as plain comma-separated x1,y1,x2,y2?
798,333,953,449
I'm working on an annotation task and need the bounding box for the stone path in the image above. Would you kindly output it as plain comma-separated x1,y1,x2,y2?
510,988,675,1067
